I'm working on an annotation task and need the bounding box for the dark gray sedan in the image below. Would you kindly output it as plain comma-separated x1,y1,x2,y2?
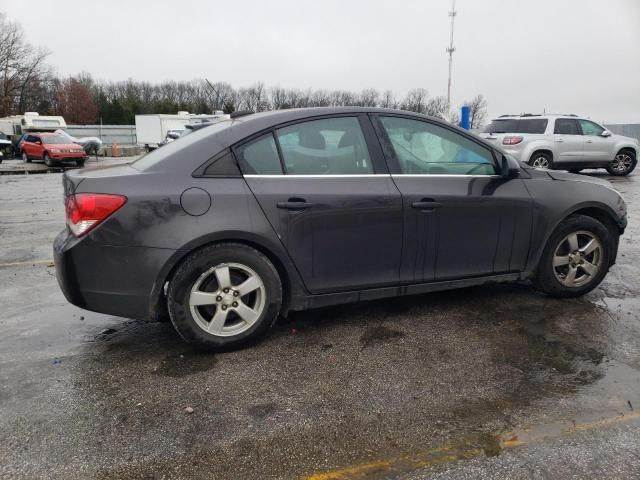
54,107,627,350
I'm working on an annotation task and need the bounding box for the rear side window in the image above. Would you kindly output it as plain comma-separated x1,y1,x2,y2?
483,118,547,134
554,119,580,135
275,117,373,175
236,133,283,175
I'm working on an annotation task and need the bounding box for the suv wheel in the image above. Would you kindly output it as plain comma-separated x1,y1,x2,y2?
606,150,636,176
43,153,54,167
22,151,31,163
534,215,611,297
529,152,553,169
167,243,282,351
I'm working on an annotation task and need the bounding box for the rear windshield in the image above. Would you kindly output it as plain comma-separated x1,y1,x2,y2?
132,119,233,171
483,118,548,134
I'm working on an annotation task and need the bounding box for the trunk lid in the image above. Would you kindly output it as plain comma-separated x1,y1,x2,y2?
62,163,139,196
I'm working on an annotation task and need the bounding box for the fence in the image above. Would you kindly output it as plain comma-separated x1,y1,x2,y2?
604,124,640,142
66,125,137,145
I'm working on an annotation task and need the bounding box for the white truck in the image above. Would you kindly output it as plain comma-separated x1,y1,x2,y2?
135,111,228,150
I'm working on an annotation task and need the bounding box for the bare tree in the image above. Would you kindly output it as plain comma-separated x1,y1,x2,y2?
380,90,398,109
0,12,52,116
359,88,379,107
466,94,488,129
401,88,429,114
424,96,448,118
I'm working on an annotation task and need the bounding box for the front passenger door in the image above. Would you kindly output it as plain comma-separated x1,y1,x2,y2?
373,115,532,283
578,119,615,162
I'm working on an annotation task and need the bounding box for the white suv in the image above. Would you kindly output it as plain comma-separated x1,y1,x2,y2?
480,114,638,176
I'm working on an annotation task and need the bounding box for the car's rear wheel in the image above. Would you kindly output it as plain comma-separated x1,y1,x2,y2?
568,169,582,174
22,151,31,163
534,215,612,297
606,150,636,176
167,243,282,351
529,152,553,169
76,158,86,167
43,153,54,167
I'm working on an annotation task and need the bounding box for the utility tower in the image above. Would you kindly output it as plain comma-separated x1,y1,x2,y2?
446,0,457,113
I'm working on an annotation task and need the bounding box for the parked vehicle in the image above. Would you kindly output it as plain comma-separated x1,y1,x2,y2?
55,107,627,351
158,129,186,147
54,129,103,155
481,114,638,176
20,132,87,167
0,112,67,138
0,132,11,163
135,111,228,150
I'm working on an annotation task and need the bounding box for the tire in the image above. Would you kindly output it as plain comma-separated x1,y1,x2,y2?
533,214,613,298
529,152,553,169
22,151,31,163
606,149,636,176
167,243,282,351
43,153,54,167
568,169,582,174
76,158,86,167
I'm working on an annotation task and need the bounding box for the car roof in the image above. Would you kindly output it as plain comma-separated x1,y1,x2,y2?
491,114,581,120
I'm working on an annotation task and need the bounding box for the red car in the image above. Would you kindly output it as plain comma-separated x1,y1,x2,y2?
20,133,87,167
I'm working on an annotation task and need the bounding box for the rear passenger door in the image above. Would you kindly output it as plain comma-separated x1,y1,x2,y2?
237,115,404,294
553,119,584,163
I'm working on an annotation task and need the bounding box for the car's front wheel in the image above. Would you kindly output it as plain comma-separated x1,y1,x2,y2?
606,150,636,176
534,215,612,297
529,152,553,169
43,153,54,167
167,243,282,351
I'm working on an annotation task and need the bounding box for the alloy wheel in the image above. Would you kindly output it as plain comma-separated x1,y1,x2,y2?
189,262,265,337
531,156,550,169
552,230,602,287
610,153,633,174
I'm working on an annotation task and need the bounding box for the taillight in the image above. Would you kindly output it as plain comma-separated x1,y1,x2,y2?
65,193,127,237
503,136,524,145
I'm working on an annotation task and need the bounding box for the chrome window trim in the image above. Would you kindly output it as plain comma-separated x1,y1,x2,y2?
392,174,502,178
243,174,390,178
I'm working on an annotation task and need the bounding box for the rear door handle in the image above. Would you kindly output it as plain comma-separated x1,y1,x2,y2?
277,198,315,211
411,199,442,210
556,139,564,142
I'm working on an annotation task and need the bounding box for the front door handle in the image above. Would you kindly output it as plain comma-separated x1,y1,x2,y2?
277,198,315,211
556,139,564,143
411,199,442,210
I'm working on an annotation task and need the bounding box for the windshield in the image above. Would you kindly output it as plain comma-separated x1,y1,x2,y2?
132,119,234,171
42,135,71,144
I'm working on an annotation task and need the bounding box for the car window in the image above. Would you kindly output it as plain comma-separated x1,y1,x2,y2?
483,118,547,134
275,117,373,175
379,116,497,175
236,133,283,175
578,119,605,136
42,135,70,144
554,119,580,135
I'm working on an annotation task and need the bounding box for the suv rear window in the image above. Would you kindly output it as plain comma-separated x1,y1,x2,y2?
483,119,548,134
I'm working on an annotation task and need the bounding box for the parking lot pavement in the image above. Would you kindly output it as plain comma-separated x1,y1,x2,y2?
0,169,639,480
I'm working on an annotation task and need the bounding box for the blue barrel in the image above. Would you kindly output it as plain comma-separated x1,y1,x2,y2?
460,105,471,130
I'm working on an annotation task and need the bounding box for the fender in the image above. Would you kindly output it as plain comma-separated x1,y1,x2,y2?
147,230,309,320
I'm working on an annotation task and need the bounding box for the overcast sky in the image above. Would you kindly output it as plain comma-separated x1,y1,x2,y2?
1,0,639,123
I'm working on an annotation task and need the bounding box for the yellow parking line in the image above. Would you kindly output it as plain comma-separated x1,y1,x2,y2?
0,259,54,268
304,411,640,480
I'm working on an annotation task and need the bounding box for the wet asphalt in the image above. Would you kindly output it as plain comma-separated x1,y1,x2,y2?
0,160,639,479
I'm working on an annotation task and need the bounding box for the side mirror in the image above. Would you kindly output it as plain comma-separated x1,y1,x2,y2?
601,130,612,137
501,155,520,178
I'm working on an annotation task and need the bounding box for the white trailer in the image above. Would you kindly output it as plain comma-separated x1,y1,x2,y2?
135,111,228,150
0,112,67,138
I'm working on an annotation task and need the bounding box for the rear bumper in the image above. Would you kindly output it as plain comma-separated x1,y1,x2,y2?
54,230,176,320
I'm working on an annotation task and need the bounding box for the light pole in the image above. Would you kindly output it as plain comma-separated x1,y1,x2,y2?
446,0,457,117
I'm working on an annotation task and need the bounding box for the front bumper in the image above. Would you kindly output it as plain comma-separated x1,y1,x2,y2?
54,229,176,320
50,153,87,162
